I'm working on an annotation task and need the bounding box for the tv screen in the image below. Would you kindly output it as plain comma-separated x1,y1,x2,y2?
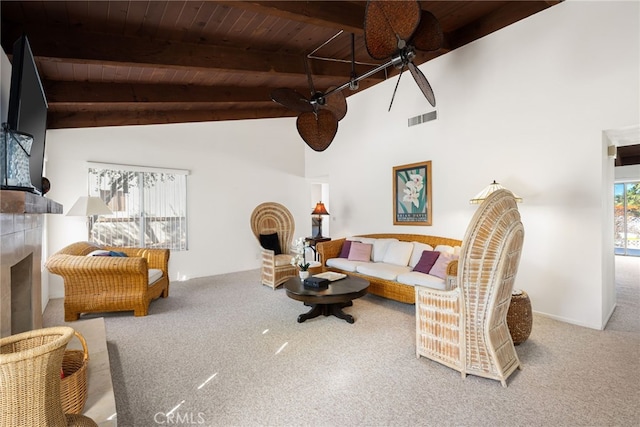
6,35,48,194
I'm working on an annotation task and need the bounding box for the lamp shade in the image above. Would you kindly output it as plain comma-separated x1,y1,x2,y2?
66,196,113,216
470,181,522,204
311,202,329,216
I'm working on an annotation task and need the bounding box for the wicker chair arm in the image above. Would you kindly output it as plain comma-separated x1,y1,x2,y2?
446,259,458,276
103,246,170,270
316,238,345,265
261,247,276,266
45,254,147,276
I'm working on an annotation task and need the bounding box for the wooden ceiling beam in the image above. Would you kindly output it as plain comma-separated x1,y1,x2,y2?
43,81,312,104
446,1,561,50
2,23,380,80
47,106,298,129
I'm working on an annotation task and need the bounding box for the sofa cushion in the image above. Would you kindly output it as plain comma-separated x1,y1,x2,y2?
413,250,440,274
339,240,352,258
259,232,282,255
148,268,163,284
348,242,373,261
434,244,455,254
326,258,369,273
382,241,414,266
396,271,446,290
409,242,435,267
371,238,398,262
356,262,412,281
429,252,459,279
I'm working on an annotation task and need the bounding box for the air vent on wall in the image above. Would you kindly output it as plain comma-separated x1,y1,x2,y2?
408,111,437,127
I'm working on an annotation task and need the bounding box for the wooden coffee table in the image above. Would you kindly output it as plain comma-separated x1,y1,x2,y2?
284,275,369,324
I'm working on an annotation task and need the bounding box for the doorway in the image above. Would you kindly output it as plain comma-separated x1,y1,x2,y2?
615,181,640,256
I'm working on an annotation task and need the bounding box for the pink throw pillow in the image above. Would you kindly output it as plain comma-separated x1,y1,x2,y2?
412,250,440,274
348,241,373,262
429,252,458,279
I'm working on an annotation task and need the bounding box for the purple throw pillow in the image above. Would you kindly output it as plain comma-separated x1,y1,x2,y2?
412,250,441,274
339,240,353,258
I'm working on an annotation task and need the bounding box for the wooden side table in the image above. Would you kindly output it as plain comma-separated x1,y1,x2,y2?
305,237,331,261
507,290,532,345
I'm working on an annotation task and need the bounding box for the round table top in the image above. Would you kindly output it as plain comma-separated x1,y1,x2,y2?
284,275,369,305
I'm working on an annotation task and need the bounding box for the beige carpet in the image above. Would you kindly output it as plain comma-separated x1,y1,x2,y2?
44,256,640,426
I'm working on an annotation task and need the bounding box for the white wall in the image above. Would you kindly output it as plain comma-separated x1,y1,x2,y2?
305,0,639,329
44,119,310,296
39,1,639,328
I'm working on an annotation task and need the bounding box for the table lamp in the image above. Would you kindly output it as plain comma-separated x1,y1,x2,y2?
311,202,329,239
67,196,113,241
469,180,523,204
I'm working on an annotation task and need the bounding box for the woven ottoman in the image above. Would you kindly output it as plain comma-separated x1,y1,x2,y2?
507,290,532,345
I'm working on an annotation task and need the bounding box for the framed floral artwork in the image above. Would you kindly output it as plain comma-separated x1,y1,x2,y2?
393,161,432,226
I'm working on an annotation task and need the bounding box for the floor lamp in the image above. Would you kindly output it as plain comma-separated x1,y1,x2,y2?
66,196,113,241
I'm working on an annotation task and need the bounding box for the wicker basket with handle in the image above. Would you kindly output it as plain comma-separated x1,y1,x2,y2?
60,330,89,414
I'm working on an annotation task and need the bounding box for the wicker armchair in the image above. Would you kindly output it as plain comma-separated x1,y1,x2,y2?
250,202,298,289
45,242,170,321
415,189,525,387
0,326,97,426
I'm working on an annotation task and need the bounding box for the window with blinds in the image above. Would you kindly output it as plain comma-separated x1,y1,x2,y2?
87,162,188,250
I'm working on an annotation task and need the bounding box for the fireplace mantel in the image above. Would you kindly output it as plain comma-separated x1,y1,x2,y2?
1,190,63,338
0,189,62,214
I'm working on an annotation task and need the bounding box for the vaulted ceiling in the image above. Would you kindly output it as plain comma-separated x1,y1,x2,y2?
1,1,562,130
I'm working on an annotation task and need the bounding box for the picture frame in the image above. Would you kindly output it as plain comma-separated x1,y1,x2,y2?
393,161,432,226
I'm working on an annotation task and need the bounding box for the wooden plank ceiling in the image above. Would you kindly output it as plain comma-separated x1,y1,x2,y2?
1,1,562,129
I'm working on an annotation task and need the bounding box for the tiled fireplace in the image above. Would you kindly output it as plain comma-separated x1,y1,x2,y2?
0,190,62,338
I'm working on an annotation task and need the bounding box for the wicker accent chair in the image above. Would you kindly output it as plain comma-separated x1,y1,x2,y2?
0,326,97,426
250,202,297,289
415,189,525,387
45,242,170,321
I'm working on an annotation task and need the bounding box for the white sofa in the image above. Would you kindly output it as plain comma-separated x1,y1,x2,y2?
316,233,462,304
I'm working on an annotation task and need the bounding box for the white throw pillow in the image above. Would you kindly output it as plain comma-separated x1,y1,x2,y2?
409,242,435,267
434,244,455,254
371,238,398,262
382,241,414,266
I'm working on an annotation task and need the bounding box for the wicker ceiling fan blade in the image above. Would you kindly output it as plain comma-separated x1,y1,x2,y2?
408,61,436,107
364,0,421,60
271,88,314,113
320,87,347,121
411,10,443,52
296,109,338,152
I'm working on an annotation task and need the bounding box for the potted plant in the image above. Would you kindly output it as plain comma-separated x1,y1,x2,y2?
291,237,311,279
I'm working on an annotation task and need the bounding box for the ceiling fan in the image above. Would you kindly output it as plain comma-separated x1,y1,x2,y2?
364,0,443,110
270,59,347,152
271,1,442,150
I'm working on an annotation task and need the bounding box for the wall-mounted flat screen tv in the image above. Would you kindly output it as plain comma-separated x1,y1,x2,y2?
6,34,48,195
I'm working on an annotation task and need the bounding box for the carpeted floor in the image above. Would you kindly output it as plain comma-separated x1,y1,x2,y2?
44,256,640,427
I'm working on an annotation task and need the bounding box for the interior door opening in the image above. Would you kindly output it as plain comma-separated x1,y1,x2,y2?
614,181,640,256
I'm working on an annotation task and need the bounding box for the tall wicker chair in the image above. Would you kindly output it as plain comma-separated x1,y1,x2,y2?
0,327,97,427
250,202,298,289
415,189,525,387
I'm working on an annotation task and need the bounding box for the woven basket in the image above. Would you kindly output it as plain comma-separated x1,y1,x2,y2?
60,331,89,414
507,290,533,345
